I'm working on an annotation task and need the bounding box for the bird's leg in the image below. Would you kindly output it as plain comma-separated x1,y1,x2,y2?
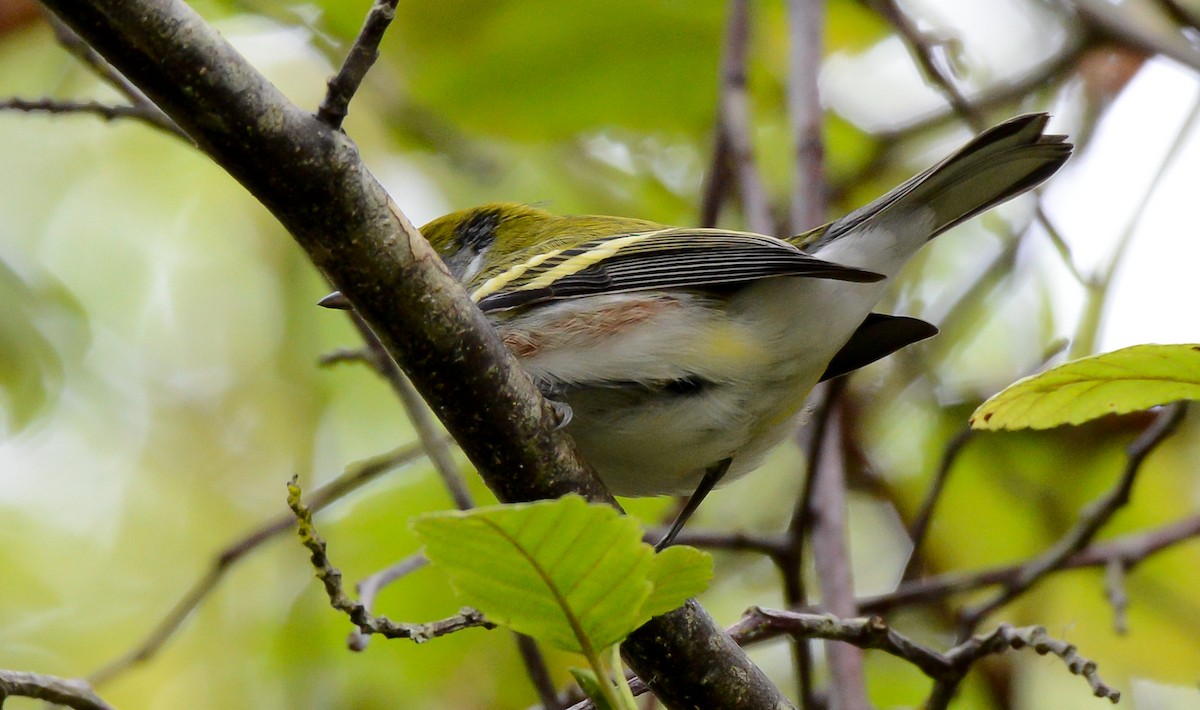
655,457,733,550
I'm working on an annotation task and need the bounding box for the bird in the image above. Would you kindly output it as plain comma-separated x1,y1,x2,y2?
322,113,1071,546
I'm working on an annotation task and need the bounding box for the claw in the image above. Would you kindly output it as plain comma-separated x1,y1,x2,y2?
318,291,353,310
548,399,573,430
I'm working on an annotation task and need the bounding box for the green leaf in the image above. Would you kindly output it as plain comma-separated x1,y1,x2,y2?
971,344,1200,431
411,495,712,654
642,545,712,618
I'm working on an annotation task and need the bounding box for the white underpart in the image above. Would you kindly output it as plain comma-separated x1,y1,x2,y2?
488,206,944,496
499,207,939,496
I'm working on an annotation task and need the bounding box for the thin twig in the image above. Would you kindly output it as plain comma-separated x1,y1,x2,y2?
0,669,115,710
957,404,1187,636
1157,0,1200,29
348,553,430,651
47,13,144,100
927,623,1119,708
645,527,787,558
698,128,734,228
1103,558,1129,635
516,633,563,710
859,512,1200,615
1069,0,1200,72
716,0,773,235
805,388,870,709
728,610,1119,707
0,96,170,125
317,0,399,128
784,381,843,707
872,44,1086,141
286,476,495,641
89,443,431,686
902,339,1069,581
870,0,982,126
1070,96,1200,357
786,0,826,233
332,311,475,511
318,347,372,367
902,428,975,581
43,12,187,138
874,0,1087,287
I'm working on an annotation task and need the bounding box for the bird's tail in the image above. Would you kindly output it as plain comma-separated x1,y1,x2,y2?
799,114,1072,256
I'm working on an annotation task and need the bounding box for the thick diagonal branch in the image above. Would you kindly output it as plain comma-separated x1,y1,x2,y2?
37,2,789,706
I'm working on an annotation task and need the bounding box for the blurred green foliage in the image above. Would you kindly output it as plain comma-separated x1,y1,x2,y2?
2,1,1199,709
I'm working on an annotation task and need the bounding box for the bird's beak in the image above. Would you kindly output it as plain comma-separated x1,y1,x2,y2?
318,291,353,310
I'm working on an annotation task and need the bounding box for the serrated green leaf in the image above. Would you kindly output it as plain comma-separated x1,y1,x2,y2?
411,495,712,654
642,545,713,618
971,344,1200,431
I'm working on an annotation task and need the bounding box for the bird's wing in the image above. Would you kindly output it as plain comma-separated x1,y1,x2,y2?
472,227,883,312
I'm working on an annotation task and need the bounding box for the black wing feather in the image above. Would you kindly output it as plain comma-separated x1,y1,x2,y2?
819,313,938,382
477,230,882,312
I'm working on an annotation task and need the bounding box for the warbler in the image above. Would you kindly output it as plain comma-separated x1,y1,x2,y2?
324,114,1069,539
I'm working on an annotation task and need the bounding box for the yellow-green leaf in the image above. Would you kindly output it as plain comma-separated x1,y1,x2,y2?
642,545,713,618
412,495,712,654
971,344,1200,431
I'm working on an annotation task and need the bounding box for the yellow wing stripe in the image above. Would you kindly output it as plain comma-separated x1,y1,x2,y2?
470,247,565,302
470,229,672,303
521,231,662,291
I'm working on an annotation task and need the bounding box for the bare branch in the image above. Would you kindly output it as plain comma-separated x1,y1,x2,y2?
88,443,430,686
43,13,186,138
348,553,430,651
786,0,826,232
317,0,400,128
869,0,983,126
40,0,610,512
784,381,844,706
1068,0,1200,72
287,476,496,642
902,428,975,581
0,96,179,133
0,669,115,710
806,390,870,709
516,634,564,710
728,610,1120,706
929,624,1120,707
957,403,1187,635
1104,558,1130,635
335,311,475,510
872,0,1087,287
698,128,734,228
860,512,1200,614
716,0,773,235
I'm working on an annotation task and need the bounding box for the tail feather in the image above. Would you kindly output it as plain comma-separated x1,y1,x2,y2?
802,114,1071,252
